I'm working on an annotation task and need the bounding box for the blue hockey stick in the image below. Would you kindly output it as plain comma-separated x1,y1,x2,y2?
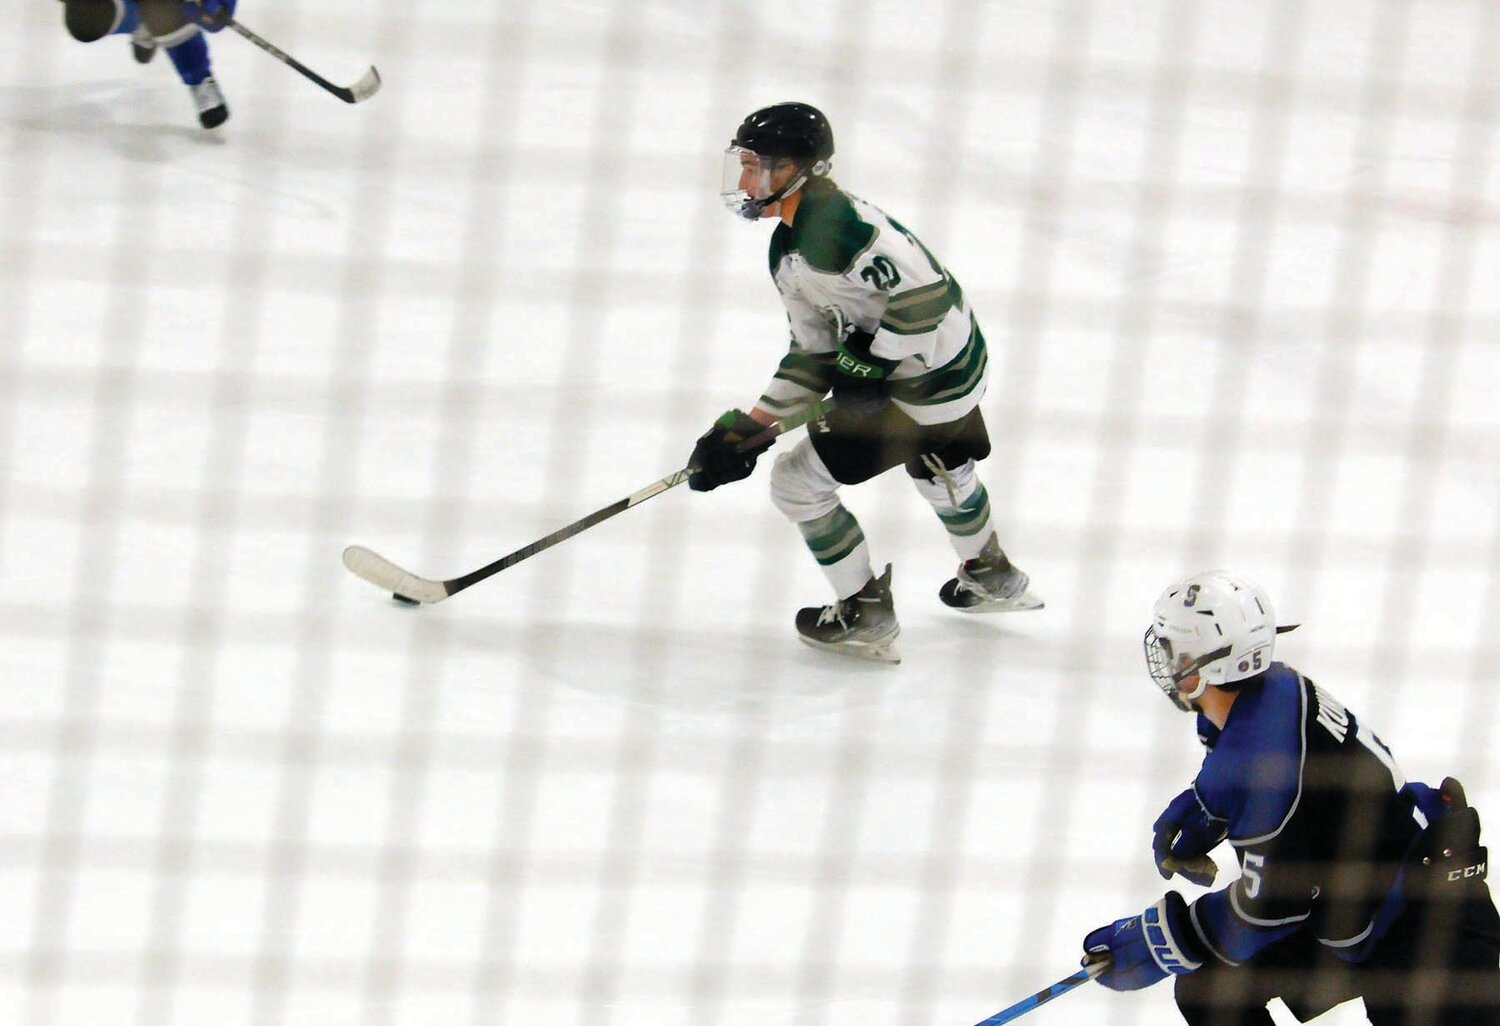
968,959,1108,1026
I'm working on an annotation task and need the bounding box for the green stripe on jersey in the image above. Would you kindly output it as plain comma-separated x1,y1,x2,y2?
774,350,837,392
769,184,878,277
880,275,964,335
755,394,803,415
889,316,989,407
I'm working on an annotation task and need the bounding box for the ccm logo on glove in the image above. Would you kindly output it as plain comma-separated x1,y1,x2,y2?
1448,859,1487,882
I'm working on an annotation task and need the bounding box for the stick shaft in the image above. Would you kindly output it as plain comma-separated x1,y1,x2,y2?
969,962,1105,1026
230,22,337,91
343,400,834,602
440,400,831,596
443,469,688,595
223,18,379,103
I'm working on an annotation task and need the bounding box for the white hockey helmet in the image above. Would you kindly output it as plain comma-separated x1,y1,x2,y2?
1143,570,1297,711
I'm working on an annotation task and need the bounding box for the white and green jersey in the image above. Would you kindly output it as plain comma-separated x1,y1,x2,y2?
755,183,989,427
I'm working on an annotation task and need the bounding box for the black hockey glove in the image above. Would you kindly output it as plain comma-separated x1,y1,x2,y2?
830,330,898,417
687,409,772,492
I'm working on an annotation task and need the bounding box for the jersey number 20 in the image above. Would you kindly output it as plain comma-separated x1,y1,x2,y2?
860,255,901,291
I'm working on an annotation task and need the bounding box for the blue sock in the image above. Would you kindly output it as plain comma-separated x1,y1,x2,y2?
166,33,211,86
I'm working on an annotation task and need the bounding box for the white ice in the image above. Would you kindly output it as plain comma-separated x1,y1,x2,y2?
1,2,1497,1025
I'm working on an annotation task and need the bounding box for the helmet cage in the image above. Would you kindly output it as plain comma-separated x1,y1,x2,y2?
1143,625,1232,712
1142,571,1298,713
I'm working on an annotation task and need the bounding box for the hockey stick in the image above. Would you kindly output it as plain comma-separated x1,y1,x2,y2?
216,14,381,104
968,958,1109,1026
1161,853,1219,884
343,400,834,605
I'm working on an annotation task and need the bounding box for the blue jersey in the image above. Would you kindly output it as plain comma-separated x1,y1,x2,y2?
1186,663,1430,966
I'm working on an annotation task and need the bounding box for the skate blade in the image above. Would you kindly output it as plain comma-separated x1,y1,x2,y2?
797,633,902,664
951,592,1045,614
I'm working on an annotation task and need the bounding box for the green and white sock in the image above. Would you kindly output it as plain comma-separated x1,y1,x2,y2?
797,505,874,599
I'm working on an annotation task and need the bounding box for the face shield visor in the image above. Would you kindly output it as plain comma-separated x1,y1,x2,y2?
721,146,806,221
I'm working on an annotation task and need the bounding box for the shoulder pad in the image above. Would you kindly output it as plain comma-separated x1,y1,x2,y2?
1202,672,1306,843
791,187,877,275
768,223,792,277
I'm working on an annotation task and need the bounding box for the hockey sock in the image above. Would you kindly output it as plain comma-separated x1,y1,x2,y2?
915,471,996,562
797,505,874,600
938,482,995,559
166,32,211,86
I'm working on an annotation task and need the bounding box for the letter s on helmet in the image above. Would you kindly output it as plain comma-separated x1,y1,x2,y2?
1143,570,1297,711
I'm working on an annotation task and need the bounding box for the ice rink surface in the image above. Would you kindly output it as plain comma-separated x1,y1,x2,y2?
2,2,1497,1024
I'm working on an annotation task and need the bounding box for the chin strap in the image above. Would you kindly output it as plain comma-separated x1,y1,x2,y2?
739,157,831,220
738,171,809,220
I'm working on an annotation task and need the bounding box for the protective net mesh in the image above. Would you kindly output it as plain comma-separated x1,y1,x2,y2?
3,2,1497,1024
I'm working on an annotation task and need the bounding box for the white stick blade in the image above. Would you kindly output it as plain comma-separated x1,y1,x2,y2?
349,67,382,102
341,545,447,604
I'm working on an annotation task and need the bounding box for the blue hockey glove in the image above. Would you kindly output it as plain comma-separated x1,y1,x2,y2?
1082,891,1204,991
1152,787,1227,886
182,0,237,31
687,409,771,492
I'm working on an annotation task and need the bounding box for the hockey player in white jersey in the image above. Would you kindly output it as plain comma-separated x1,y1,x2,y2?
686,102,1040,663
59,0,236,129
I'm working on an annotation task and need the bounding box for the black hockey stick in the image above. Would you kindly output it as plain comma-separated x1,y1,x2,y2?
216,14,381,104
343,400,834,605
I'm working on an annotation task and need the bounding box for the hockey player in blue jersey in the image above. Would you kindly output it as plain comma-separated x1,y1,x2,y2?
59,0,236,129
1081,571,1499,1024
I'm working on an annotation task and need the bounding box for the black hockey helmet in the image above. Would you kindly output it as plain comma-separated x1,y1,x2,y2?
731,102,835,169
723,102,834,220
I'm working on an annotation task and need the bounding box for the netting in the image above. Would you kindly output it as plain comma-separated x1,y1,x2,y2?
3,2,1497,1024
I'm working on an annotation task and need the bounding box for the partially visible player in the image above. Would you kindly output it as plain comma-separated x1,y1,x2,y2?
686,102,1040,663
59,0,236,129
1082,570,1499,1025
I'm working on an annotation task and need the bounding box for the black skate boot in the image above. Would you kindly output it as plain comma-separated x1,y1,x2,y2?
939,536,1043,613
130,25,157,64
191,76,230,129
795,564,901,663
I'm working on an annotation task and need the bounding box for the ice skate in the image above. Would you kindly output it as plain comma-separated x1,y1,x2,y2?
130,25,156,65
795,564,901,663
191,76,229,129
939,537,1043,613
